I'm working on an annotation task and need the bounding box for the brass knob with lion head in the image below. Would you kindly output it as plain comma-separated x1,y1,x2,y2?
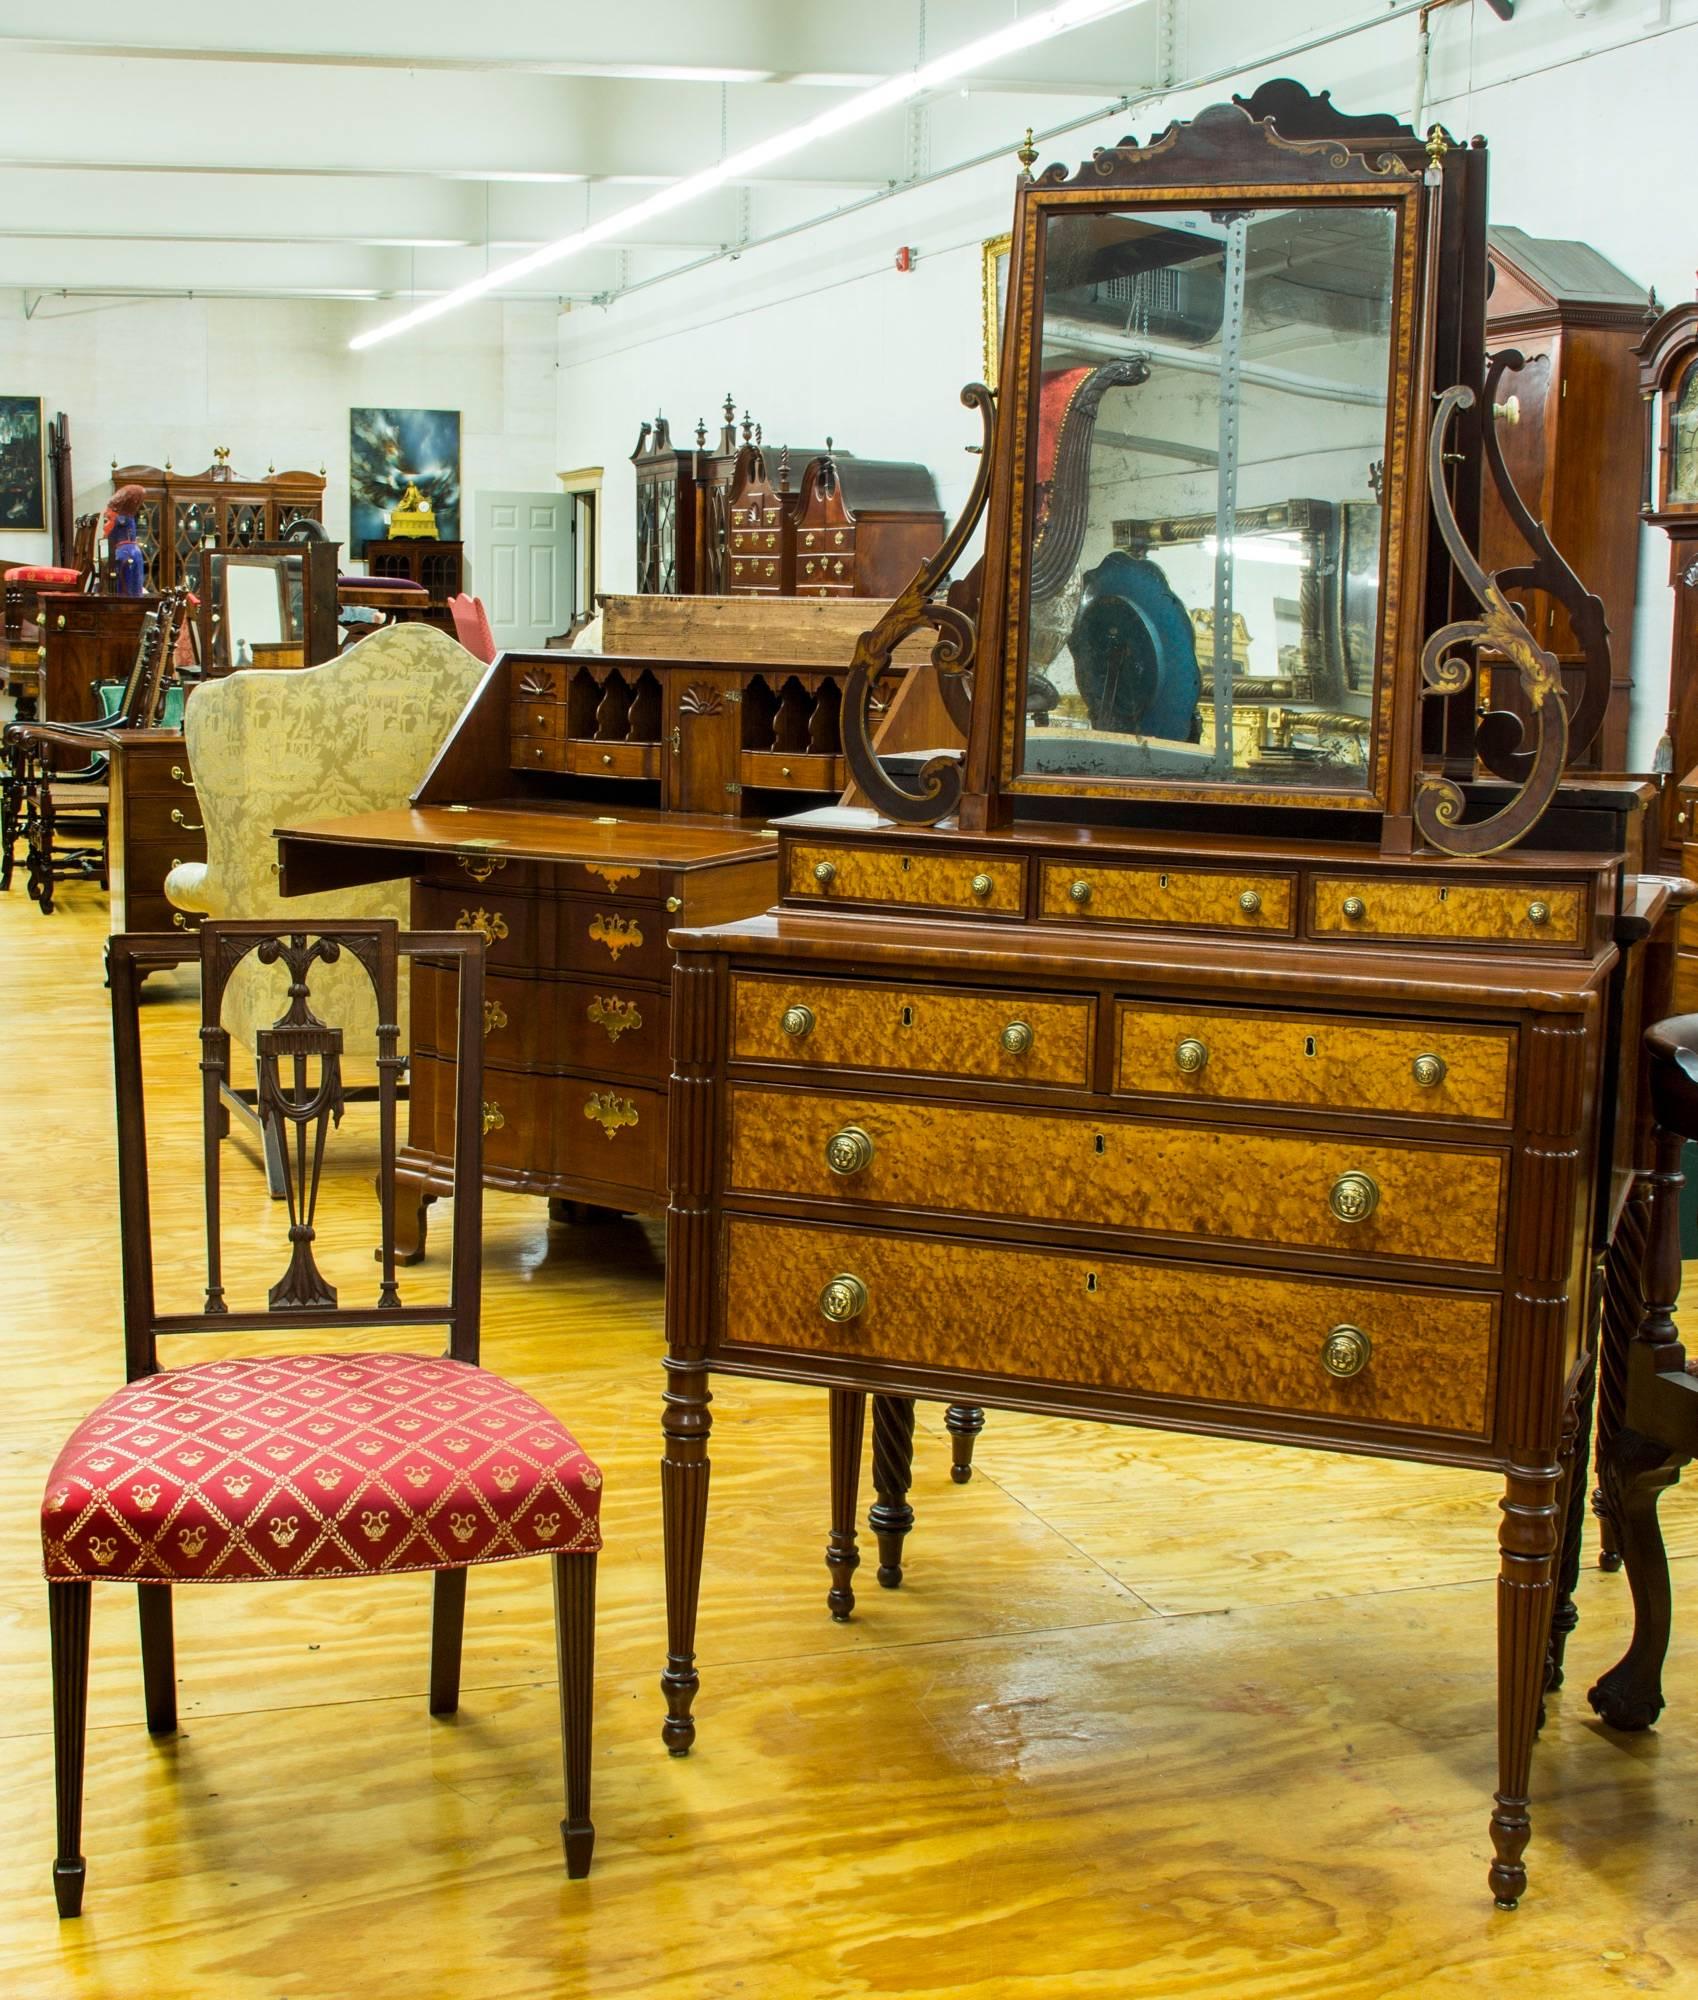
1000,1020,1034,1056
1174,1037,1209,1075
1411,1052,1446,1089
825,1125,874,1176
781,1004,815,1040
1327,1170,1380,1223
819,1273,868,1324
1320,1325,1372,1379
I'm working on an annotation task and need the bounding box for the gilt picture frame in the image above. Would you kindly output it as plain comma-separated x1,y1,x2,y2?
981,234,1011,391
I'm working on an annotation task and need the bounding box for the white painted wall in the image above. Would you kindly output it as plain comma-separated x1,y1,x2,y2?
0,295,559,594
557,0,1698,768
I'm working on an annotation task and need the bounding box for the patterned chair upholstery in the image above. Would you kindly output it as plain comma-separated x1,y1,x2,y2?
165,623,487,1080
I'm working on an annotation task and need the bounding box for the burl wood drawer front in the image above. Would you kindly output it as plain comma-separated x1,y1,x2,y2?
1311,878,1584,947
787,842,1026,915
726,1089,1504,1268
557,896,670,984
732,974,1093,1088
1115,1004,1516,1123
411,883,540,970
1038,862,1294,933
723,1218,1497,1438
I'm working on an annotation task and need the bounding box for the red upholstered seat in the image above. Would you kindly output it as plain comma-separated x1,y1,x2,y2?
42,1352,602,1584
8,566,82,585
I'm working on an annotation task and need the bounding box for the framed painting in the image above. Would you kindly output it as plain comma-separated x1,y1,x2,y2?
0,396,45,533
348,406,461,553
981,233,1011,390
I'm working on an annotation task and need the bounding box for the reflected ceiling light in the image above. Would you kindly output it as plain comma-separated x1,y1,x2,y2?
349,0,1146,349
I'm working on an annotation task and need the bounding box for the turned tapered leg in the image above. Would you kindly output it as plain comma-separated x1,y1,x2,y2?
138,1585,176,1735
826,1389,867,1621
49,1581,92,1919
1489,1459,1562,1909
429,1567,467,1716
552,1553,597,1879
660,1358,712,1754
944,1404,985,1484
1587,1427,1688,1732
870,1395,916,1588
1545,1358,1596,1695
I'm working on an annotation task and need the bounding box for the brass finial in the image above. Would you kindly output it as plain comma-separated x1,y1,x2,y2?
1017,127,1038,175
741,410,753,444
1424,123,1453,167
723,392,736,423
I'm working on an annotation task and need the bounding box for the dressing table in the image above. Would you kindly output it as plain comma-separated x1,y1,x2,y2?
659,82,1680,1908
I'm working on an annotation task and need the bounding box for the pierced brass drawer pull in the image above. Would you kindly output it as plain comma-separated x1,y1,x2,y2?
971,871,994,900
585,1091,640,1138
819,1273,868,1325
1327,1171,1380,1223
1000,1020,1034,1056
456,908,509,945
1238,889,1262,916
1320,1325,1372,1379
825,1125,874,1175
588,994,642,1043
1068,878,1092,905
781,1003,816,1039
1341,895,1367,921
482,1101,505,1135
588,912,643,959
1174,1036,1209,1075
813,860,837,888
169,807,203,832
1526,899,1550,928
457,853,507,883
482,998,507,1038
1411,1052,1447,1089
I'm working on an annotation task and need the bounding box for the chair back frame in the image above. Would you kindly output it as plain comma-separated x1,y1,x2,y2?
108,919,486,1383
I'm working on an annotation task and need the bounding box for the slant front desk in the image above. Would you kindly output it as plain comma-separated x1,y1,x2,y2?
658,82,1686,1911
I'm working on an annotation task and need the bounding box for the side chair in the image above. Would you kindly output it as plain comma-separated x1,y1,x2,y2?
40,918,604,1916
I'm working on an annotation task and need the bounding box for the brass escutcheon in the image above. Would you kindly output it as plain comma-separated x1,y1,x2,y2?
1328,1170,1380,1223
971,871,994,900
456,908,509,945
457,853,507,884
482,998,508,1038
825,1125,874,1175
588,912,642,959
482,1101,504,1135
819,1273,868,1325
1320,1325,1372,1379
1526,899,1551,927
1174,1036,1209,1075
1068,878,1092,905
781,1004,815,1039
1411,1052,1447,1089
1341,895,1367,921
1238,888,1262,916
813,860,837,888
588,995,642,1043
1000,1020,1034,1056
584,1091,639,1138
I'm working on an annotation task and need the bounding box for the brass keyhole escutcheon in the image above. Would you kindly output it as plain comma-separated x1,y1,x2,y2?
1238,889,1262,916
1174,1036,1208,1075
1341,895,1367,922
1411,1052,1447,1089
825,1125,874,1175
971,872,994,900
1320,1325,1372,1379
819,1273,868,1325
1526,899,1551,928
1328,1171,1380,1223
813,860,837,888
1068,878,1092,905
781,1003,815,1039
1000,1020,1034,1056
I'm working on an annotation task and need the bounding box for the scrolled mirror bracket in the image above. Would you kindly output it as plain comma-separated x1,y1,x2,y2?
840,384,996,826
1413,383,1569,858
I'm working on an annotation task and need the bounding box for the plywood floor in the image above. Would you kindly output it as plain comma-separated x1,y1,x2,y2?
1,882,1695,2000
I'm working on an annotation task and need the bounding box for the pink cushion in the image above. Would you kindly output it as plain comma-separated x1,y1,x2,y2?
9,566,80,585
42,1352,602,1583
449,593,497,664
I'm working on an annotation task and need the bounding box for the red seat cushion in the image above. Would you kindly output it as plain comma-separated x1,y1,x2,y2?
42,1353,602,1583
8,566,81,585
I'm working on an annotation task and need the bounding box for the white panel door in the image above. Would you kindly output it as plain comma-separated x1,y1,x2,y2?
475,489,573,650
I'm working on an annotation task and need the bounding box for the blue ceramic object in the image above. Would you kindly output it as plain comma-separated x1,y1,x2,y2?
111,513,145,596
1068,549,1201,743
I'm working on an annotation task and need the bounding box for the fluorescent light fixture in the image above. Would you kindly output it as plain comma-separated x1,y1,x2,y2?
350,0,1145,349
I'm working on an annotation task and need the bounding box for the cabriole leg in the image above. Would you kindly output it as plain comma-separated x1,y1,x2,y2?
869,1395,916,1589
138,1585,176,1735
826,1389,867,1621
552,1552,597,1878
49,1581,92,1919
1587,1428,1687,1732
1489,1459,1562,1909
660,1358,712,1754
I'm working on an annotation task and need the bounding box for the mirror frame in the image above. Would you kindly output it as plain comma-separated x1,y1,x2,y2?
990,163,1425,812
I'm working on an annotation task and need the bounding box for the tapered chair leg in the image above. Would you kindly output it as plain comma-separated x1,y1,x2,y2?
429,1567,468,1717
945,1403,985,1483
138,1585,176,1735
49,1581,92,1919
552,1553,597,1879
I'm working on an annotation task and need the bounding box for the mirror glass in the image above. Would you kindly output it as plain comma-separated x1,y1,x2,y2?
220,556,287,667
1018,201,1397,791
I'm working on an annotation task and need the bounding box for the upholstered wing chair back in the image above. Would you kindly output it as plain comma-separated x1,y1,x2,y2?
165,624,488,1065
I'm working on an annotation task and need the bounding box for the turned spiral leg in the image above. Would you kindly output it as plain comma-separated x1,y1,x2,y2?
826,1389,866,1621
869,1395,917,1588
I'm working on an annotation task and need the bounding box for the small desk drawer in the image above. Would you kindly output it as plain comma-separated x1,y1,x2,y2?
511,735,567,774
740,750,845,792
1115,1004,1516,1123
732,973,1093,1088
723,1218,1497,1439
787,842,1025,915
412,883,540,970
513,661,568,703
726,1087,1505,1268
1311,878,1584,947
565,739,661,781
1038,862,1294,934
510,701,564,740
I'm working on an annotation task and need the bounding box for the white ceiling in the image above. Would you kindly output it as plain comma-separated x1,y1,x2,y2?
0,1,1200,306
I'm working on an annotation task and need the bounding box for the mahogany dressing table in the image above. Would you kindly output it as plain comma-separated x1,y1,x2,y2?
658,82,1681,1908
